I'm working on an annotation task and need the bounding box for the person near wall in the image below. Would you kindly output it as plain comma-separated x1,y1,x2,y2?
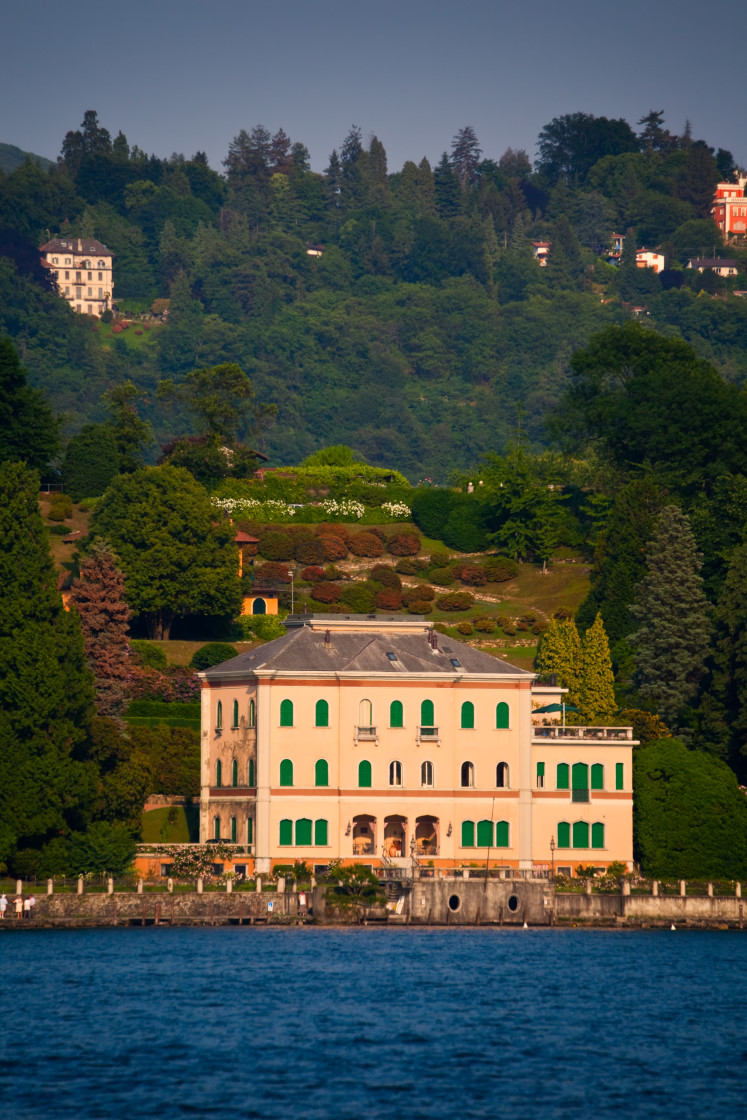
0,894,7,919
14,896,23,919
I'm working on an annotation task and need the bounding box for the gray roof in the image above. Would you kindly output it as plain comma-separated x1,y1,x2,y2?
203,620,532,679
39,237,114,257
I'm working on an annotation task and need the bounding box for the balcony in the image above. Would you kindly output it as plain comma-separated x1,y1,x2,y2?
355,725,377,742
417,726,440,744
571,789,590,803
532,726,637,743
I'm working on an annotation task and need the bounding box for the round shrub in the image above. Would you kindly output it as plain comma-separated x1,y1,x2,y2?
395,558,419,575
457,621,474,635
387,532,421,557
370,565,402,590
435,591,475,612
135,330,143,336
474,617,496,633
130,640,167,669
339,581,378,612
321,565,343,581
301,566,325,583
190,642,238,670
410,488,457,538
316,523,351,541
442,497,490,552
48,493,74,521
403,584,435,604
429,567,454,587
349,532,384,558
310,582,342,604
295,538,326,565
49,523,70,535
375,589,403,610
484,556,519,582
428,550,451,568
254,561,291,584
318,535,348,561
458,564,488,587
532,619,549,635
406,599,433,615
258,530,294,561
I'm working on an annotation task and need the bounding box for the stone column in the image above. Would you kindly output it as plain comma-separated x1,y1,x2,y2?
77,876,84,895
199,683,212,843
107,878,114,895
518,681,533,870
137,879,143,894
167,878,174,893
277,876,285,894
47,879,53,896
736,883,742,899
16,879,22,896
680,880,687,896
226,879,233,893
254,678,272,875
707,882,714,897
197,877,203,894
585,879,592,896
652,880,658,896
621,879,631,896
255,876,262,893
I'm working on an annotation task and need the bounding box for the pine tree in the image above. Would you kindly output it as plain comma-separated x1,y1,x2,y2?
434,153,461,218
630,506,712,725
578,613,617,723
535,617,582,706
699,543,747,774
68,540,132,718
450,126,482,187
102,381,153,474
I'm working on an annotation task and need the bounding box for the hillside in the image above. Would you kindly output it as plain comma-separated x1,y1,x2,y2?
0,142,55,173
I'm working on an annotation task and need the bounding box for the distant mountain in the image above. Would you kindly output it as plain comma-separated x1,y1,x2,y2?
0,142,55,174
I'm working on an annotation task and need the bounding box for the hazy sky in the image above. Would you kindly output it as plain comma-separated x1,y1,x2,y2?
3,0,746,173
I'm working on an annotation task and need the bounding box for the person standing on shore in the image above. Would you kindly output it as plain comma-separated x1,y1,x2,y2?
0,894,7,919
29,896,36,919
23,897,31,919
14,896,23,919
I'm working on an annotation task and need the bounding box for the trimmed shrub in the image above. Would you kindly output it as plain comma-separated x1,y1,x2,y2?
47,493,73,521
190,642,239,670
295,538,326,565
349,532,384,558
321,565,343,581
370,565,402,590
474,617,496,633
429,567,454,587
410,487,456,538
258,530,295,561
442,497,490,552
375,589,403,610
395,558,419,575
310,582,342,604
301,565,325,583
428,550,451,568
387,532,421,556
254,561,291,584
339,581,378,612
318,535,348,561
458,564,488,587
484,556,519,582
50,523,70,535
130,640,167,669
366,526,388,542
316,523,351,541
532,619,549,635
457,621,474,635
435,591,475,612
406,599,433,615
403,584,435,604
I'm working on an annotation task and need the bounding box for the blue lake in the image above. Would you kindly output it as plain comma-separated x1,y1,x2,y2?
0,927,745,1119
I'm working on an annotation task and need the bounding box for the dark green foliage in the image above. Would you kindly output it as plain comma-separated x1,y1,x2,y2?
0,337,59,473
370,565,402,590
442,496,489,552
62,423,120,500
697,544,747,775
130,640,167,669
339,581,378,612
537,113,638,184
189,641,239,670
411,488,456,538
66,821,138,875
47,493,73,520
435,591,474,611
484,556,519,582
127,724,201,798
634,738,747,878
259,529,294,561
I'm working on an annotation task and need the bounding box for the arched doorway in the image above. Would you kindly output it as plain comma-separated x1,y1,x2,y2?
384,815,407,858
352,814,376,855
252,597,266,615
415,815,439,856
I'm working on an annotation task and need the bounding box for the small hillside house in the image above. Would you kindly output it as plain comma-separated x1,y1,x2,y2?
39,237,114,317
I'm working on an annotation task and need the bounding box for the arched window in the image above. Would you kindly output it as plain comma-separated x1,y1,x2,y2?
315,759,329,787
216,701,223,730
279,819,292,845
280,699,293,726
572,763,589,797
495,820,509,848
295,818,312,846
232,699,239,728
591,822,605,849
572,821,589,849
557,821,570,848
213,816,221,840
314,819,328,846
248,698,256,728
421,699,434,726
358,760,372,788
230,816,237,843
421,761,433,787
461,820,475,847
252,597,266,615
390,700,403,728
247,817,253,845
556,763,569,790
231,759,238,787
359,699,373,727
496,702,509,729
279,759,293,787
461,761,474,788
591,764,604,790
315,699,329,727
215,760,222,788
496,762,509,788
477,820,493,847
389,761,402,787
248,758,255,787
461,701,474,729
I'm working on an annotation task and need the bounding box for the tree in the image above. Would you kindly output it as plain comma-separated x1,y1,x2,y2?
90,465,242,639
67,540,132,717
159,361,257,443
61,423,119,500
698,544,747,775
434,153,461,218
102,380,153,473
0,462,96,866
0,337,59,473
630,506,711,725
578,614,616,722
536,113,638,184
535,617,582,706
637,110,676,154
451,126,482,188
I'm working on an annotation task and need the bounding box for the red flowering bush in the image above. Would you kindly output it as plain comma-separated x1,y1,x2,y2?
318,536,348,561
349,532,384,558
458,564,488,587
387,532,421,556
129,665,200,702
375,589,403,610
301,566,325,582
310,582,342,604
254,561,291,584
135,329,143,335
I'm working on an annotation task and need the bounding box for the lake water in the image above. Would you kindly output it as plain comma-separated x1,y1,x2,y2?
0,927,745,1119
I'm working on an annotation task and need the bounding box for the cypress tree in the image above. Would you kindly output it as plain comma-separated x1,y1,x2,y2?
535,617,582,706
578,613,617,723
630,506,711,725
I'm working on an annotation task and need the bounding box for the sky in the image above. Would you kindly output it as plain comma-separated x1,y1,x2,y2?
3,0,746,174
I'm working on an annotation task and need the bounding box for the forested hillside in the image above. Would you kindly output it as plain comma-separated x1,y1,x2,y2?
1,109,746,477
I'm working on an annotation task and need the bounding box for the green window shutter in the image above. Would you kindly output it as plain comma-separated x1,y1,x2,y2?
314,819,328,846
247,817,253,844
315,759,329,787
421,699,434,726
215,760,222,788
216,701,223,729
358,760,372,788
476,820,494,848
248,698,255,728
495,820,509,848
248,758,255,787
496,702,509,729
557,821,570,848
537,762,545,786
461,701,474,729
213,816,220,840
556,763,569,790
315,699,329,727
390,700,403,728
295,818,312,846
591,822,605,849
572,763,589,790
232,700,239,728
616,762,624,790
231,759,238,787
280,699,293,727
230,816,237,843
572,821,589,849
279,819,292,846
591,764,604,790
461,820,475,847
279,758,293,787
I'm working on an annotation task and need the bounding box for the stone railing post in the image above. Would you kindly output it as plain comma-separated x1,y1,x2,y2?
621,879,631,896
680,880,687,896
47,879,54,896
707,882,714,897
197,877,203,894
292,880,298,893
736,883,742,899
464,869,470,880
107,878,114,895
167,878,174,893
77,876,84,895
277,876,285,894
585,879,593,896
652,880,659,896
310,875,316,888
255,876,262,893
16,879,23,896
137,879,143,894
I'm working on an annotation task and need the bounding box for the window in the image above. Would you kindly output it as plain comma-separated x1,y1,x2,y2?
87,305,93,315
76,272,81,281
230,816,237,843
64,287,69,295
496,702,509,729
52,257,58,264
572,763,589,801
87,272,92,281
461,701,474,729
296,818,312,846
450,658,462,668
572,821,589,849
315,699,329,727
248,698,255,728
279,819,293,846
496,762,509,788
248,759,255,787
386,652,398,662
461,820,475,847
389,761,402,786
253,598,266,615
314,819,328,846
358,760,372,788
280,699,293,727
98,287,103,299
279,759,293,787
65,270,69,279
390,701,403,728
616,762,624,791
98,271,102,281
216,701,223,730
88,288,92,297
421,760,433,787
247,817,253,845
557,821,570,848
591,822,605,849
591,764,604,790
557,763,569,790
421,699,434,726
536,761,545,788
213,816,221,840
495,820,509,848
461,761,474,788
359,699,373,726
315,759,329,787
231,759,238,787
232,700,239,729
477,820,493,847
215,760,222,788
98,260,105,268
65,257,71,265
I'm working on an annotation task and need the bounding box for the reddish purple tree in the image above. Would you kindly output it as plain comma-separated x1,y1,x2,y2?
68,540,131,717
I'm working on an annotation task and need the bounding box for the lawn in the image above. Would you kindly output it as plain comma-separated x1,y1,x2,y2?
140,805,199,843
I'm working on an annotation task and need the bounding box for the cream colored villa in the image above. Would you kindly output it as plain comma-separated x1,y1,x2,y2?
39,236,114,317
199,616,636,875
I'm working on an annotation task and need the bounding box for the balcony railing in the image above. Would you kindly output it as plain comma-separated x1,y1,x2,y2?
417,726,440,743
571,789,590,803
355,726,377,742
532,726,636,742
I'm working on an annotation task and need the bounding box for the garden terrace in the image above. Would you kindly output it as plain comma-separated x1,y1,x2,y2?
532,726,638,742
